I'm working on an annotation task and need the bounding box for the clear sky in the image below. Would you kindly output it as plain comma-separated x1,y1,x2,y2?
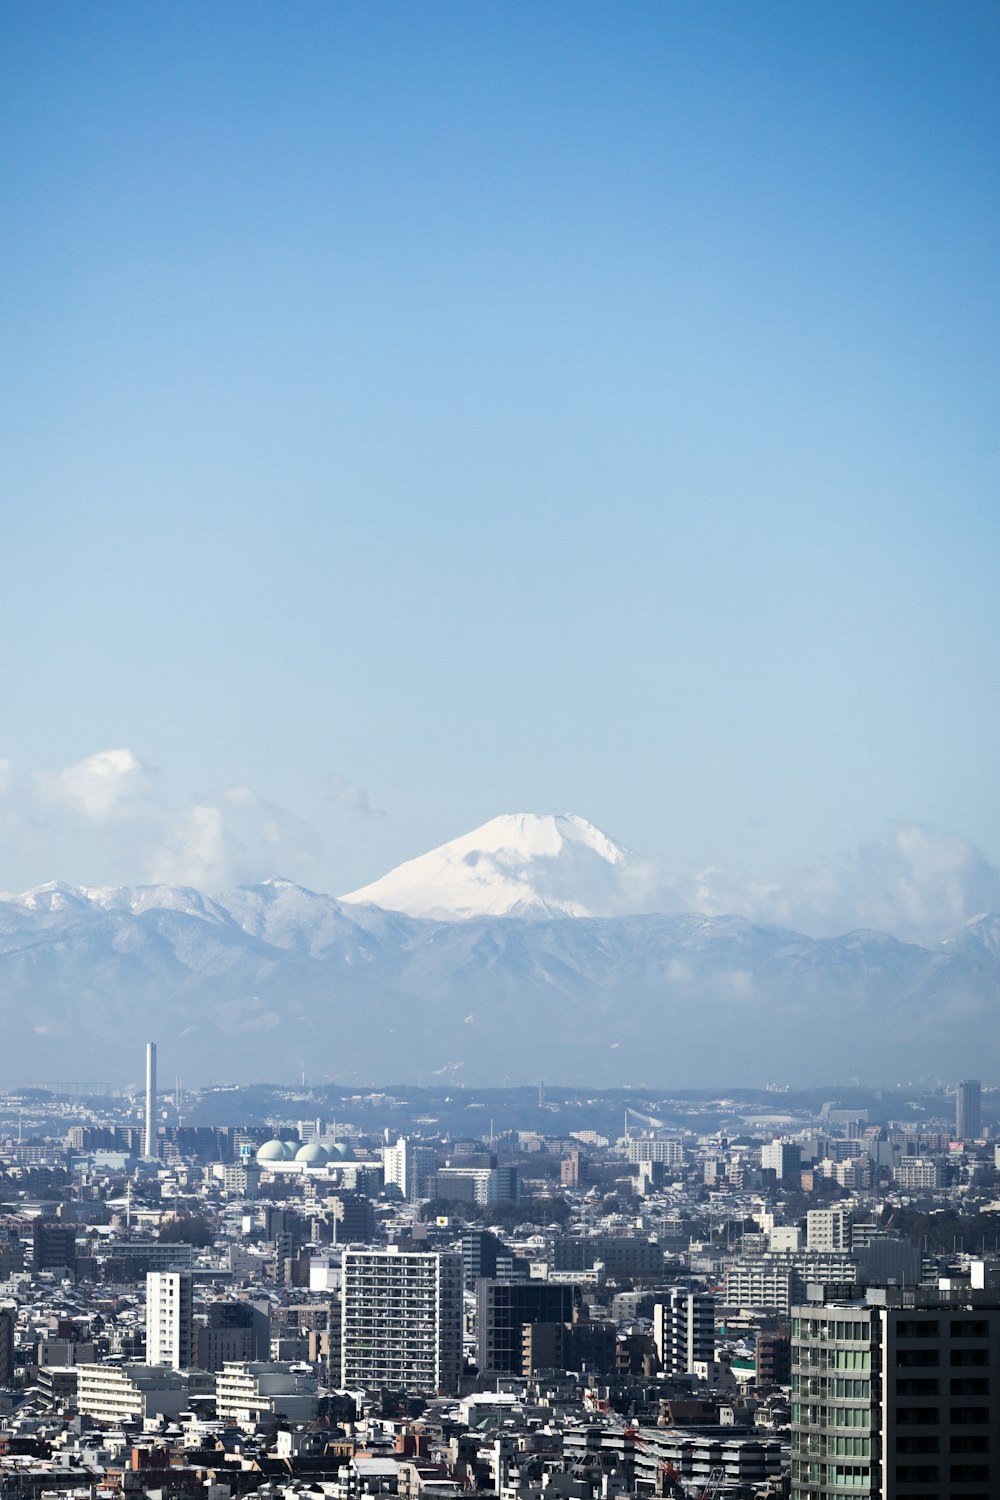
1,1,998,939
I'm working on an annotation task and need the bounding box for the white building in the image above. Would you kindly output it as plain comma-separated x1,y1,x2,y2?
215,1361,319,1427
382,1138,437,1201
806,1208,851,1253
146,1270,194,1370
626,1137,685,1166
76,1363,189,1424
341,1246,463,1395
653,1288,716,1375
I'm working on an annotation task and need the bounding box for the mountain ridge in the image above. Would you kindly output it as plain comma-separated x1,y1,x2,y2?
0,873,996,1088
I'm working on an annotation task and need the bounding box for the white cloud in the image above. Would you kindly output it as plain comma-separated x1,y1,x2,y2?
328,774,384,818
0,745,325,892
147,787,322,889
654,823,1000,947
35,747,150,822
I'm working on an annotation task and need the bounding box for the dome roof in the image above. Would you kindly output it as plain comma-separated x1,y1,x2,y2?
295,1142,329,1163
256,1138,288,1162
326,1141,350,1160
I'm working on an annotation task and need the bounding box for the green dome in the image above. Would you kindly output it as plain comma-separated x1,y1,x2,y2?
256,1139,288,1163
280,1140,298,1160
326,1141,350,1160
295,1142,328,1164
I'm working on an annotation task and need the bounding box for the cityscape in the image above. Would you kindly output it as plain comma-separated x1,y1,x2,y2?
0,1048,995,1499
3,4,999,1500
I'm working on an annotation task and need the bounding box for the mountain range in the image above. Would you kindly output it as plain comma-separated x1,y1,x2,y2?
1,813,996,1088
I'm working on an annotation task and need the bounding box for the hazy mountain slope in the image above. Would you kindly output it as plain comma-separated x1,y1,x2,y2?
0,880,996,1087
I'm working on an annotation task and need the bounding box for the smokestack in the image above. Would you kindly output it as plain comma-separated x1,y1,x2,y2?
144,1041,157,1159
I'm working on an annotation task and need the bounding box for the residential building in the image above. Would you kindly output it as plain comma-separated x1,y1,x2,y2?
894,1157,946,1190
653,1289,716,1376
791,1287,1000,1499
146,1270,194,1369
341,1246,463,1395
806,1209,852,1253
75,1363,189,1424
216,1361,319,1426
382,1138,437,1202
435,1163,518,1206
626,1137,684,1167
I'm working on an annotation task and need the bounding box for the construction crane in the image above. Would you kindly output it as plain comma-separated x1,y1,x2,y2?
695,1466,725,1500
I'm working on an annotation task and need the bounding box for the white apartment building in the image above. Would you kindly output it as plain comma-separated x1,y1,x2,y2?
76,1363,189,1424
216,1361,319,1427
626,1137,685,1166
382,1138,437,1201
146,1270,194,1369
653,1288,716,1375
341,1246,463,1395
806,1209,851,1253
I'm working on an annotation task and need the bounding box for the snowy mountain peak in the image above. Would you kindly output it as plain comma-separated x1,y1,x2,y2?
340,812,653,921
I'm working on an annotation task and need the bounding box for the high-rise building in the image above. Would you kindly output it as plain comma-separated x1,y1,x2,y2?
461,1229,529,1292
761,1140,802,1184
652,1289,716,1376
956,1079,982,1141
791,1286,1000,1499
382,1137,437,1202
477,1279,581,1376
341,1246,462,1395
806,1209,852,1253
32,1220,76,1275
0,1307,13,1387
146,1270,194,1370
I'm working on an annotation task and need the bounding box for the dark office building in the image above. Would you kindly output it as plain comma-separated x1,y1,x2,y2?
0,1307,13,1386
195,1300,270,1370
461,1229,529,1292
32,1221,77,1275
478,1279,581,1375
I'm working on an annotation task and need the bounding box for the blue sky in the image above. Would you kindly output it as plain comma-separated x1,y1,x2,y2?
1,1,998,935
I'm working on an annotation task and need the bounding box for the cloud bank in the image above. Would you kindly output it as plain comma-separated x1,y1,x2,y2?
654,823,1000,946
1,748,326,891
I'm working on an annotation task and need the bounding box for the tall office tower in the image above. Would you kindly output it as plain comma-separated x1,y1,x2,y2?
144,1041,157,1159
146,1270,194,1370
791,1286,1000,1499
652,1289,716,1376
341,1246,462,1395
956,1079,982,1141
477,1279,581,1376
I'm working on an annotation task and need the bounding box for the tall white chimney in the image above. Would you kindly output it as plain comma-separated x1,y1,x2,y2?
144,1041,157,1159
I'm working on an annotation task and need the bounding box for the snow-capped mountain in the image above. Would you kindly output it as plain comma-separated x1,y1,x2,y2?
0,870,997,1087
340,812,656,919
